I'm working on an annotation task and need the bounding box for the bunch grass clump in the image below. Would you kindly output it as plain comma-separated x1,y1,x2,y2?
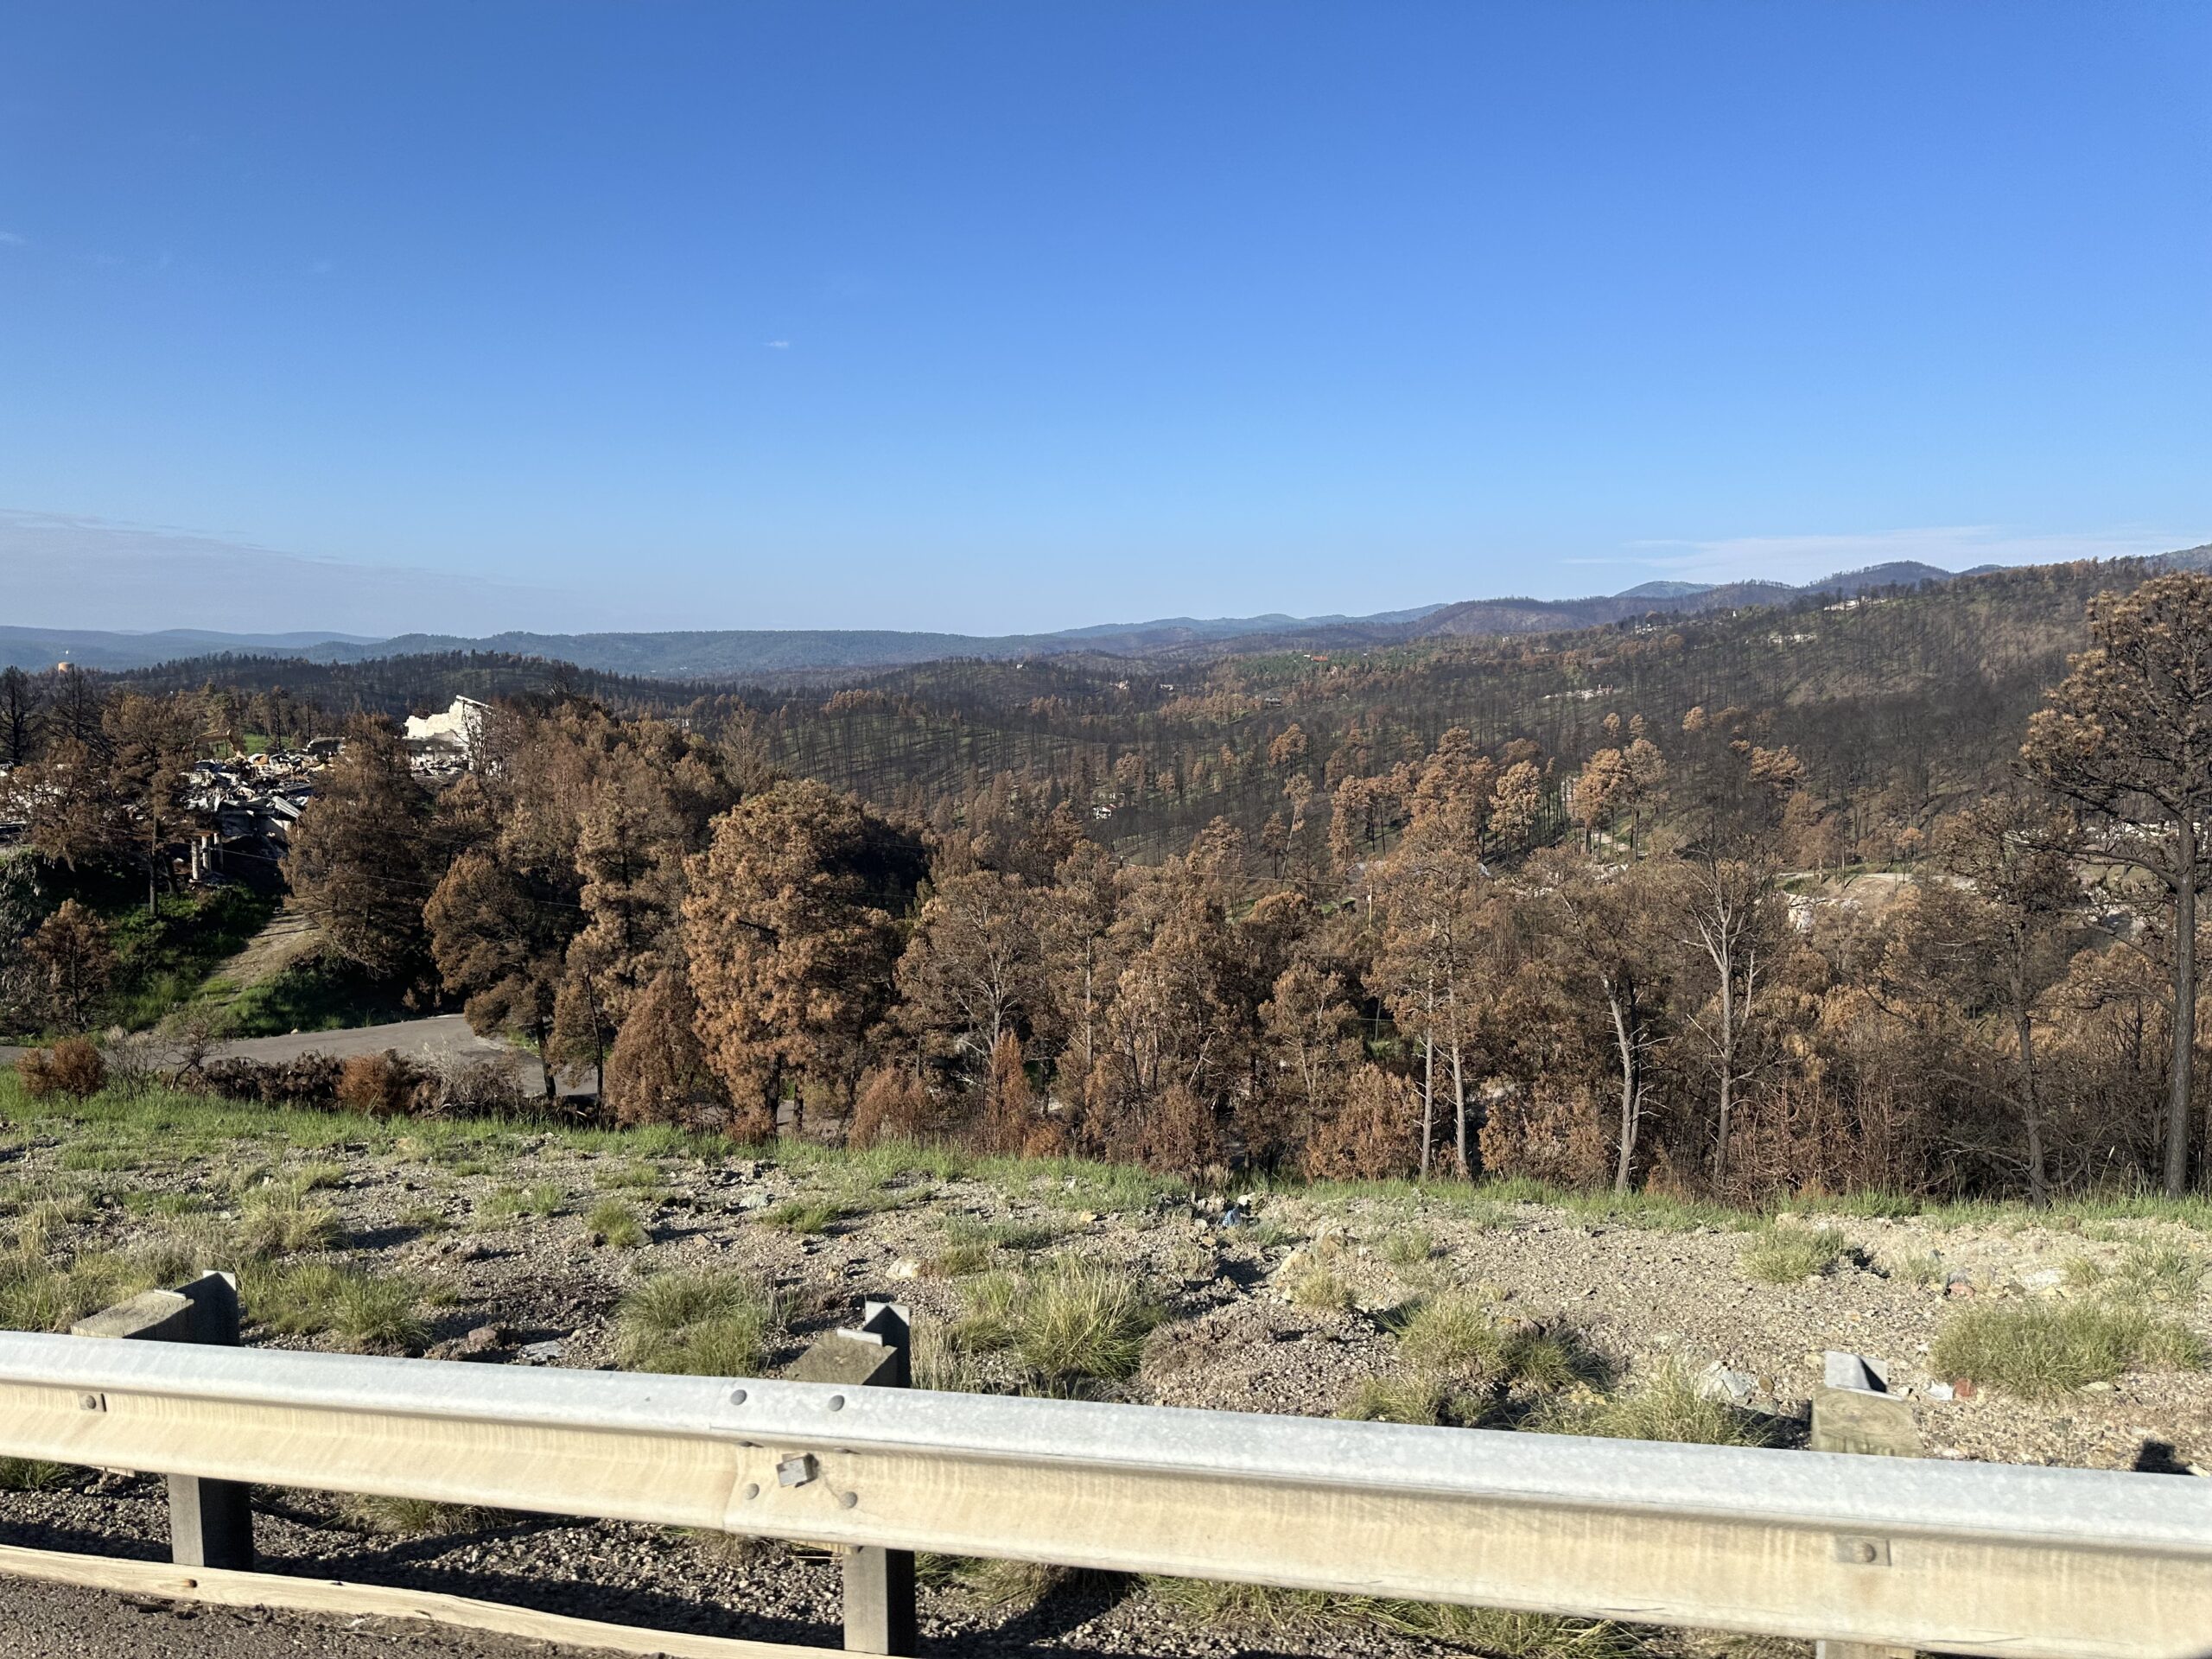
760,1198,845,1235
242,1260,425,1351
1741,1223,1853,1285
1527,1362,1776,1446
236,1182,343,1254
1381,1226,1436,1268
343,1494,499,1536
480,1183,567,1224
586,1197,647,1249
0,1457,73,1492
1931,1301,2204,1399
1390,1291,1501,1374
949,1257,1163,1389
617,1269,781,1377
1339,1374,1469,1426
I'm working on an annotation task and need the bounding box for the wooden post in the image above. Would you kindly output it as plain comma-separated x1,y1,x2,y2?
71,1272,255,1570
1809,1353,1916,1659
787,1300,915,1656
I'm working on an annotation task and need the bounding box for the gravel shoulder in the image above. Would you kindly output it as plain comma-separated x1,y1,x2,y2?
0,1095,2207,1656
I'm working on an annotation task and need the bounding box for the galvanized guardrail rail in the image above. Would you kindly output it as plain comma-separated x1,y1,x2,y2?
0,1297,2206,1658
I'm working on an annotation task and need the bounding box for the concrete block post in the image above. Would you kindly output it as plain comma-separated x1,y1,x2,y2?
1809,1351,1918,1659
71,1271,255,1570
788,1300,916,1656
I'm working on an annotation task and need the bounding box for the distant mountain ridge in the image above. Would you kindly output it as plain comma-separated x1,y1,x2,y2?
8,552,2197,678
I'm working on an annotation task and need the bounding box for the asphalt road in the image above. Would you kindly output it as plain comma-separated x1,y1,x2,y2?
1,1015,575,1099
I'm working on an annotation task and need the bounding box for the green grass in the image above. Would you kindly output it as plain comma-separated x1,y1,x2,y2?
218,952,413,1039
1381,1225,1435,1268
1375,1602,1639,1658
1012,1257,1163,1385
0,1457,74,1492
480,1182,568,1224
1741,1224,1854,1284
948,1258,1163,1390
594,1160,671,1192
1142,1578,1636,1659
236,1183,343,1254
760,1198,846,1234
942,1214,1061,1253
239,1260,425,1351
1390,1292,1502,1373
88,885,280,1033
586,1196,647,1249
1930,1302,2205,1398
2107,1241,2204,1306
616,1270,781,1377
927,1239,996,1278
1286,1263,1353,1313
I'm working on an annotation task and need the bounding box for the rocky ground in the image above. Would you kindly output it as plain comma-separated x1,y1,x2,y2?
0,1090,2206,1656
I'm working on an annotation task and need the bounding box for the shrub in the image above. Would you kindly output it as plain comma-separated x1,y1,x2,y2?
435,1053,527,1117
616,1270,780,1376
605,969,732,1131
1300,1065,1421,1181
1931,1302,2206,1399
17,1039,106,1101
335,1052,423,1116
200,1052,344,1108
1741,1223,1853,1284
849,1065,931,1149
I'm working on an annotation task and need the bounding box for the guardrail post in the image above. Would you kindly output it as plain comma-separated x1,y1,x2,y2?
788,1299,915,1656
70,1271,254,1571
1809,1352,1916,1659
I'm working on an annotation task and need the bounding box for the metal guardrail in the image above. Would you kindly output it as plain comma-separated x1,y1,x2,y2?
0,1329,2207,1657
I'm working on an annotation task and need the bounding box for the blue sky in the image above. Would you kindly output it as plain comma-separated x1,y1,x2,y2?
1,2,2206,636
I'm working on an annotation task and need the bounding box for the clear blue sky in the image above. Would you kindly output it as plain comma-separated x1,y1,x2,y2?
1,2,2206,636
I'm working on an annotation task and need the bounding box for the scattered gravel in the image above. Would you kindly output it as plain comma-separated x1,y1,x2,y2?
3,1117,2209,1655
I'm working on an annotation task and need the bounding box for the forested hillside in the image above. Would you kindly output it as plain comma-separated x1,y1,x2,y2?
14,558,2212,1212
105,558,2137,863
